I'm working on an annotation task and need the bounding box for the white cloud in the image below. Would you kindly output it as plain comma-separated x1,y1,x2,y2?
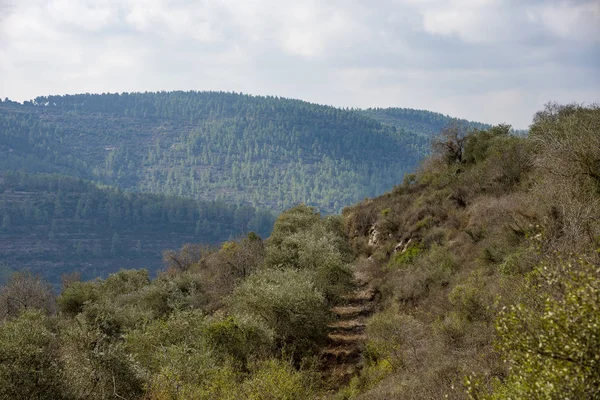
541,1,600,42
0,0,599,128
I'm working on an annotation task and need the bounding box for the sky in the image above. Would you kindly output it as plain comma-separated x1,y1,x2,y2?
0,0,599,128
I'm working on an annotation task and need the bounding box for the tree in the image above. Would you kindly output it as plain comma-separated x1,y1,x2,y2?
0,272,56,320
432,123,469,164
110,232,120,256
163,242,206,273
531,103,600,191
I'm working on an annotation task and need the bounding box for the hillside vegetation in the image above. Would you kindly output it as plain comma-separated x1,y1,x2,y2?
0,205,355,399
1,92,438,213
360,107,491,139
0,172,274,285
0,103,597,400
341,103,600,399
0,91,492,284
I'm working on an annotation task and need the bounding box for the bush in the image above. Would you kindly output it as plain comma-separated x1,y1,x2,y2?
474,257,600,399
133,272,207,317
0,310,66,400
267,204,321,249
57,280,99,316
61,317,145,400
241,359,319,400
448,281,489,322
228,269,330,359
365,307,427,371
204,315,273,369
387,243,423,268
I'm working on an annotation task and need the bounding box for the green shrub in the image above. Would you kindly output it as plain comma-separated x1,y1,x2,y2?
61,314,145,400
204,315,273,369
125,309,209,372
0,310,66,400
57,280,99,316
241,359,319,400
228,269,330,359
387,243,423,268
448,282,489,322
365,307,427,371
132,272,207,317
102,268,150,296
473,257,600,399
435,311,468,346
267,204,321,248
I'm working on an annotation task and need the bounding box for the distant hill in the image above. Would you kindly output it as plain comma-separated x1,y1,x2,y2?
359,107,491,138
0,171,274,285
0,92,448,213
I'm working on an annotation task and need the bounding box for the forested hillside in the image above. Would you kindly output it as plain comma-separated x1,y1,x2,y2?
1,92,442,213
0,171,274,285
1,104,597,399
360,107,491,140
0,91,493,283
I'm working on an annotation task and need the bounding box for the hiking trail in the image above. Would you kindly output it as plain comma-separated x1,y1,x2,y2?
321,267,377,389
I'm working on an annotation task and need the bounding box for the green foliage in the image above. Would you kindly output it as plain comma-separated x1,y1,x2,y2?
472,258,600,399
463,124,511,165
228,269,330,358
240,359,319,400
0,171,275,285
365,307,427,371
265,205,354,302
61,314,145,400
0,310,66,400
267,204,322,249
124,310,211,374
387,243,423,268
0,92,436,215
204,316,273,369
448,280,489,322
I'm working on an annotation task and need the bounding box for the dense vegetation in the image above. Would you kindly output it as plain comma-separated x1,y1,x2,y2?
0,92,440,213
0,171,274,285
1,91,493,284
340,103,600,398
0,205,354,399
361,107,491,141
1,103,596,400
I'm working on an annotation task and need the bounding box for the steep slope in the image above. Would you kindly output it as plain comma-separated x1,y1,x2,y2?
1,93,443,213
0,171,274,285
336,105,600,399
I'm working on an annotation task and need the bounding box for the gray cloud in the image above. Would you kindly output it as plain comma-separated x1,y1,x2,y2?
1,0,599,128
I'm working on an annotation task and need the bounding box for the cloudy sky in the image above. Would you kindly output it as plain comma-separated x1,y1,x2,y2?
1,0,599,128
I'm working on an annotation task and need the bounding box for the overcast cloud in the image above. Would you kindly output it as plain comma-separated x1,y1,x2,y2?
1,0,599,128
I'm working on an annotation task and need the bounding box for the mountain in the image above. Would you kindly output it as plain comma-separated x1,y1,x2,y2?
0,171,274,285
1,92,444,213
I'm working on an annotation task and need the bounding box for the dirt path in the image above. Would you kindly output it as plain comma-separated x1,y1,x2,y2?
321,268,376,388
